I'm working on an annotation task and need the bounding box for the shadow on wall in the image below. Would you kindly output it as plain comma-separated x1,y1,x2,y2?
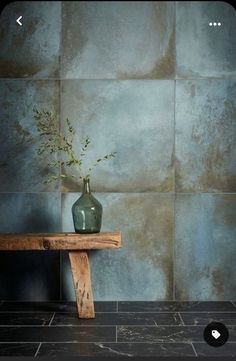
0,196,61,300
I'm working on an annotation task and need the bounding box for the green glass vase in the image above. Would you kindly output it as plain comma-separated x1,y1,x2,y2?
72,178,102,234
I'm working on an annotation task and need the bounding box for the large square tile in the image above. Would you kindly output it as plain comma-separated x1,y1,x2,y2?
0,193,61,233
51,312,182,326
175,194,236,300
181,312,236,326
117,325,204,342
61,192,173,300
38,342,195,357
0,326,116,342
176,1,236,78
118,301,236,312
0,344,39,357
0,1,61,78
0,80,60,192
0,313,53,326
61,1,175,79
60,80,174,192
193,342,236,357
175,80,236,192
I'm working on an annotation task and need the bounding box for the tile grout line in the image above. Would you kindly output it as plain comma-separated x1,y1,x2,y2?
0,298,232,305
116,301,118,313
172,0,177,304
1,311,236,314
112,310,236,314
191,343,198,357
173,81,176,302
59,1,63,297
0,324,235,328
116,325,117,342
34,343,42,358
0,324,198,327
178,312,185,325
231,301,236,308
59,0,63,80
59,182,62,303
0,191,236,195
48,312,56,326
0,341,236,344
1,77,236,81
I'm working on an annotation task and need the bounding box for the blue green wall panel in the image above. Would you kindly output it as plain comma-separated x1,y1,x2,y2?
60,80,174,192
0,1,61,78
61,1,175,79
61,192,173,301
175,194,236,300
176,1,236,78
0,1,235,301
0,80,60,192
175,79,236,192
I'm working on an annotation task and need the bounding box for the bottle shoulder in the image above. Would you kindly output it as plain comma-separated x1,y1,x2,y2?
72,193,102,209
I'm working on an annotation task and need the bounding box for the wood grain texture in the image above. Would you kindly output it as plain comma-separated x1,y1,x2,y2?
69,251,95,318
0,232,122,250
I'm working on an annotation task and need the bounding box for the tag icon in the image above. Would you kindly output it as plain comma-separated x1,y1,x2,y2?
212,330,221,339
204,322,229,347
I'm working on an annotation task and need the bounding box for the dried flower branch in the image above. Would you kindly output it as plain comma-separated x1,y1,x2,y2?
33,108,117,184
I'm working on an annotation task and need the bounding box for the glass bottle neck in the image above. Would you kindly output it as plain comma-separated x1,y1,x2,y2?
82,178,91,194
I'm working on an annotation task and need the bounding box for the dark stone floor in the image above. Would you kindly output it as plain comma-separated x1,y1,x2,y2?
0,301,235,357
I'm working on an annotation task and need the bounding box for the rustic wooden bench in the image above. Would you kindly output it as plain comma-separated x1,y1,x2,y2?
0,232,122,319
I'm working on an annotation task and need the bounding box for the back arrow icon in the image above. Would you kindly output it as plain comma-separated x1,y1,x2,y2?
16,16,22,26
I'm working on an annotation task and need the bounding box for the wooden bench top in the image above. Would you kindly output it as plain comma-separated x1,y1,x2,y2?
0,232,122,251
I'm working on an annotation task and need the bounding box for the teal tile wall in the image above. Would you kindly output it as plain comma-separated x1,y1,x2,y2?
0,1,61,78
175,79,236,192
61,193,173,300
176,1,236,78
0,80,60,192
61,1,175,79
0,1,235,300
175,194,236,300
60,80,174,192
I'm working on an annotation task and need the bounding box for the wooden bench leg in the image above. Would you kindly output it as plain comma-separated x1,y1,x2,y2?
69,251,95,319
